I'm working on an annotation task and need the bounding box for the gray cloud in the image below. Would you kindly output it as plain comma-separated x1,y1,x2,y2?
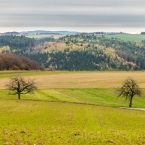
0,0,145,32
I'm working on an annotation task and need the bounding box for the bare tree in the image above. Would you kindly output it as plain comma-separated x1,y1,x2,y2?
6,76,37,100
116,77,141,107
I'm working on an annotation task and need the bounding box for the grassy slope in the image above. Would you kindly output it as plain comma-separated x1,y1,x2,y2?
0,100,145,145
1,88,145,108
1,71,145,144
1,71,145,108
105,34,145,42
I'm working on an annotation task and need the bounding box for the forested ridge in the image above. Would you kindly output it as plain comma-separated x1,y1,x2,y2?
0,35,36,52
1,34,145,70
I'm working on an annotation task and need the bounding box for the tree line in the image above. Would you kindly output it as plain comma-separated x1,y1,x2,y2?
0,53,44,70
26,49,135,71
0,35,36,48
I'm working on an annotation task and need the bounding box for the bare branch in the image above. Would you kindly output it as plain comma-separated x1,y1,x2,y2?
5,76,37,99
116,77,141,107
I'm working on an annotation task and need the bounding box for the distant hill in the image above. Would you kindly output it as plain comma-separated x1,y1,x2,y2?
1,33,145,70
141,32,145,35
0,35,36,54
1,30,80,35
24,33,145,70
2,31,20,36
22,30,80,35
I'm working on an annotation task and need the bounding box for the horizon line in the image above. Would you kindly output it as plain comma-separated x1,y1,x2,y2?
0,29,143,35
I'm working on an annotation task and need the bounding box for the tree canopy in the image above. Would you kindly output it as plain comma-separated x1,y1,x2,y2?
0,53,44,70
116,77,141,107
6,76,37,100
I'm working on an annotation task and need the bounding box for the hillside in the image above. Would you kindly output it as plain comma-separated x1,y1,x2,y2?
25,33,145,70
1,70,145,144
1,34,145,70
1,99,145,144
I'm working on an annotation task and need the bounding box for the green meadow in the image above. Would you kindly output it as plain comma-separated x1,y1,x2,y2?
0,71,145,144
105,34,145,42
27,33,145,42
0,100,145,145
26,34,65,39
1,88,145,108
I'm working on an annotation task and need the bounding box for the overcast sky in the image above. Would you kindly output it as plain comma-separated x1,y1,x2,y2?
0,0,145,33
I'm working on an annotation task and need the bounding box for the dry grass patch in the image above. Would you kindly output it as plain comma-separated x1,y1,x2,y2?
1,71,145,89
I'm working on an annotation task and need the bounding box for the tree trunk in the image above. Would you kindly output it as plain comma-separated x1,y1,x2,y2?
129,96,133,107
18,93,20,100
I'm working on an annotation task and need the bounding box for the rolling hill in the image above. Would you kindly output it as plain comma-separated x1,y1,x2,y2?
1,33,145,70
